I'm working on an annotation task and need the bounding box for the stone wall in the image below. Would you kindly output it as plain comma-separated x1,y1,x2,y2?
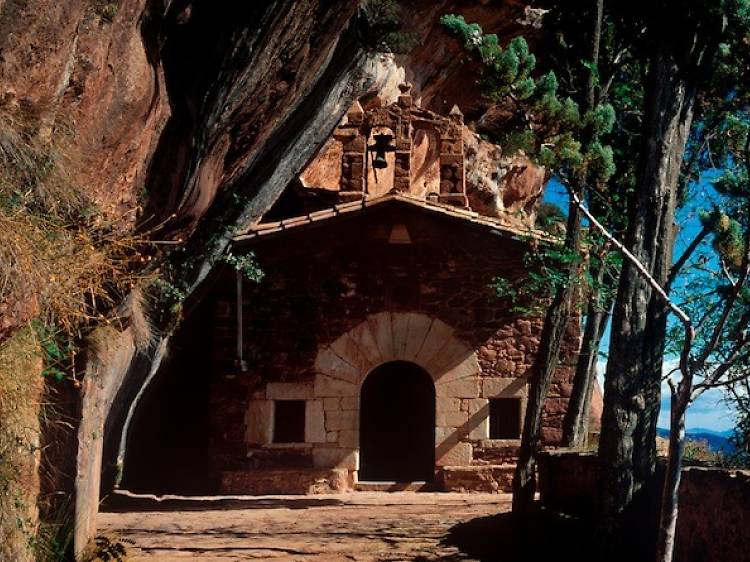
538,452,750,562
538,451,600,515
326,89,467,206
675,467,750,562
206,203,580,491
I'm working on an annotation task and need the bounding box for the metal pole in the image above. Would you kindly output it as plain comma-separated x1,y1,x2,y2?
236,270,245,371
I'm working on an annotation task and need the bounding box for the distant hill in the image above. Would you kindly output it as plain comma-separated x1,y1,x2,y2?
657,428,735,453
688,427,734,438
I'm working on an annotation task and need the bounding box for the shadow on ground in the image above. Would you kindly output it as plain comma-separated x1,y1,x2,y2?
433,506,647,562
101,495,347,512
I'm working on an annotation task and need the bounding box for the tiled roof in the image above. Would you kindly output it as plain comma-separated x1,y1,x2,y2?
232,193,555,244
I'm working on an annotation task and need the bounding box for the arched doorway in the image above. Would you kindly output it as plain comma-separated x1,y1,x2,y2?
359,361,435,482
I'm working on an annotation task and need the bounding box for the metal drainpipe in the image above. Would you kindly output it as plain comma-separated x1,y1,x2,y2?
236,270,247,372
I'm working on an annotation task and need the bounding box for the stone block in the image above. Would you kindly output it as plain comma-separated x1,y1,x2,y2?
465,398,485,414
517,319,532,336
348,321,382,368
441,153,463,166
327,431,339,443
436,397,461,413
544,398,569,415
436,410,469,428
250,387,266,399
340,395,359,411
435,376,481,398
402,314,433,361
482,377,527,398
314,375,357,398
346,101,364,123
438,465,514,493
313,446,359,470
414,320,455,368
348,136,366,152
559,382,574,398
495,359,516,374
368,312,395,361
326,410,358,431
267,382,313,400
220,468,353,495
244,400,273,445
330,333,370,375
305,400,326,443
466,398,489,440
432,354,480,385
335,126,358,140
314,347,359,383
391,313,412,359
396,137,412,151
424,337,469,373
541,426,563,445
323,397,340,411
435,426,459,447
436,442,473,467
339,429,358,448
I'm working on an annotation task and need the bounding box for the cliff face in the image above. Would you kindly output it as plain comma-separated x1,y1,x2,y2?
1,0,540,240
0,0,545,556
0,0,540,273
0,0,169,223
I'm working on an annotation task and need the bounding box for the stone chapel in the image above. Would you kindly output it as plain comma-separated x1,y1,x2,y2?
122,86,596,495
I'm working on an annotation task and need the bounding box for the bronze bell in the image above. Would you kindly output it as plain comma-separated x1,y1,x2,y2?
369,133,396,169
372,152,388,169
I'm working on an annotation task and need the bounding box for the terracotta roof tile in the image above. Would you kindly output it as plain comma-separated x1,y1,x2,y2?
335,200,366,213
308,209,337,221
233,193,553,244
280,216,310,228
254,221,282,231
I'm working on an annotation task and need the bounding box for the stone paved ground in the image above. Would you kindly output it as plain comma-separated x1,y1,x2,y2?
97,492,511,561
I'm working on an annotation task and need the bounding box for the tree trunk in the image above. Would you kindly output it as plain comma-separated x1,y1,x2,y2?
512,200,582,515
655,388,688,562
597,45,695,540
512,0,603,514
562,273,611,448
558,0,608,451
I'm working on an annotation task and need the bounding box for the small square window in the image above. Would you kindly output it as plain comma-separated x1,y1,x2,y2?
273,400,306,443
489,398,521,439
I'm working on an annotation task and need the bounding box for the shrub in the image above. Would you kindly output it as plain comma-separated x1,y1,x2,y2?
359,0,418,54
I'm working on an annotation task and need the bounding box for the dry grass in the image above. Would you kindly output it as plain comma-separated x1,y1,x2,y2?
0,327,43,561
0,105,156,559
0,108,154,345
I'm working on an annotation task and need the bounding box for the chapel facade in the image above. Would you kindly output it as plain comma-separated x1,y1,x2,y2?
123,88,589,495
202,89,586,494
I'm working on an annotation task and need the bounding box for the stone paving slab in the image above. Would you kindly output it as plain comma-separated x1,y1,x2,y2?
97,492,511,561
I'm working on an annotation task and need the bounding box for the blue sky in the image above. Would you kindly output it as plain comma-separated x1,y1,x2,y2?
543,178,738,432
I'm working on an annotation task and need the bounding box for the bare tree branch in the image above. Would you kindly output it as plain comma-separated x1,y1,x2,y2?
564,179,692,326
667,224,711,289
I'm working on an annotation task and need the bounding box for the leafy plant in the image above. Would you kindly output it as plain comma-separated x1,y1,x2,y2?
82,536,133,562
90,0,118,22
359,0,418,54
535,202,566,234
491,239,586,315
441,14,616,185
222,252,264,283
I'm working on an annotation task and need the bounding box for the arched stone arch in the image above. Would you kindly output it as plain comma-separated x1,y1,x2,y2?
312,312,482,470
315,312,479,392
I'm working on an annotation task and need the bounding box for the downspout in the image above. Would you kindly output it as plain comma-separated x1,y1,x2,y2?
236,270,247,372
